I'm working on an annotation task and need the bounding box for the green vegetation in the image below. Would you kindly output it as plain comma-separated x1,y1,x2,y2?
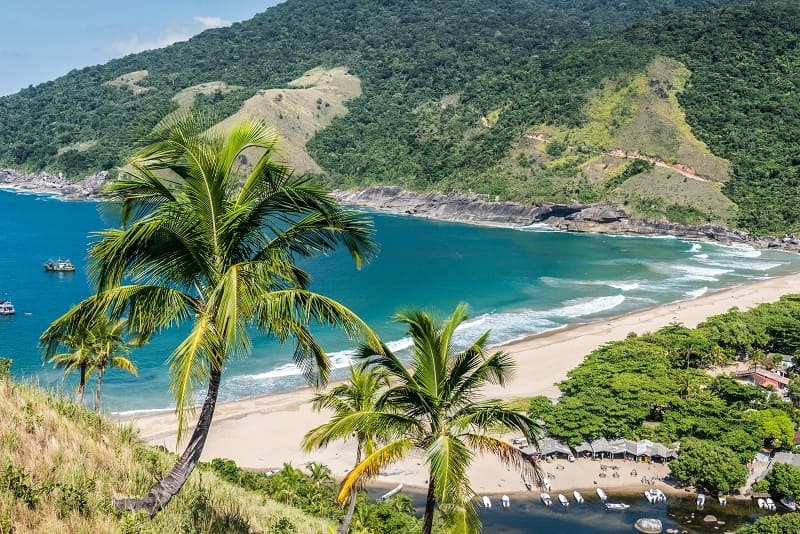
533,294,800,493
764,464,800,501
2,0,799,233
0,366,334,533
739,512,800,533
42,114,380,516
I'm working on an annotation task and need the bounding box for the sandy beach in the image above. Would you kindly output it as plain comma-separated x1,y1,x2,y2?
133,273,800,495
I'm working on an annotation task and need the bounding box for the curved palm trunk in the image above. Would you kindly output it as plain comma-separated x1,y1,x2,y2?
338,442,362,534
114,368,222,516
422,474,436,534
76,363,87,404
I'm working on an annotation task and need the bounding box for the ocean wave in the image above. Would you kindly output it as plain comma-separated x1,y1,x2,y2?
545,295,626,318
690,243,702,252
693,253,709,260
714,243,762,258
113,407,174,418
697,259,783,272
684,287,708,299
540,277,640,291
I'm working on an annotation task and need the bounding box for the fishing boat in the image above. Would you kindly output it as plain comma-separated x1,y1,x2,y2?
645,488,666,504
558,494,569,507
501,495,510,509
718,495,727,506
378,484,403,501
0,300,15,315
765,497,777,511
634,518,664,534
573,490,585,504
757,498,767,509
696,493,706,508
604,502,630,511
482,496,491,508
540,493,553,507
780,497,798,511
44,258,76,272
596,487,608,502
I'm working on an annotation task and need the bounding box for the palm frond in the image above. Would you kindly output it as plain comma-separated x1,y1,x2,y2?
462,433,544,489
337,439,414,504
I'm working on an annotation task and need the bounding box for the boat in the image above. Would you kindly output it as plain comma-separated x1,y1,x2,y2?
573,490,585,504
766,497,777,511
634,518,664,534
604,502,630,511
596,487,608,502
780,497,798,511
757,498,767,509
378,484,403,501
696,493,706,508
44,258,76,272
482,495,491,508
521,472,532,490
540,493,553,507
645,489,667,504
718,495,727,506
558,493,569,507
0,300,15,315
501,495,510,509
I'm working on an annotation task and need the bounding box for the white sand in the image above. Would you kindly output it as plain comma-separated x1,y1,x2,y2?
133,273,800,494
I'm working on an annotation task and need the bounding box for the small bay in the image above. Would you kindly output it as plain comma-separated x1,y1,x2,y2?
1,189,799,414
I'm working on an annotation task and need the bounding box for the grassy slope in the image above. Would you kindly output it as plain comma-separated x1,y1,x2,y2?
0,376,332,533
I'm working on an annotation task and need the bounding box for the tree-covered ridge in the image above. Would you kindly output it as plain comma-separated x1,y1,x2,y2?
2,0,798,233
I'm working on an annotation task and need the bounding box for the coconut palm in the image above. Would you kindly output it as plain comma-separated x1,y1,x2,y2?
303,363,389,534
43,112,379,516
43,329,93,404
85,317,138,412
337,303,543,534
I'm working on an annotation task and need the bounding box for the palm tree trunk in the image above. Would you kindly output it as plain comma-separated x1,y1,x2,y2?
114,367,222,516
76,363,86,405
94,370,103,412
422,474,436,534
338,442,362,534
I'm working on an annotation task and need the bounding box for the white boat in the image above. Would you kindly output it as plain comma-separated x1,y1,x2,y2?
634,518,663,534
780,497,797,511
696,493,706,508
573,490,585,504
0,300,15,316
558,493,569,507
482,495,491,508
644,489,666,504
540,493,553,507
501,495,510,509
718,495,727,506
43,258,76,272
596,488,608,502
757,498,767,509
766,497,777,511
379,484,403,501
605,502,630,511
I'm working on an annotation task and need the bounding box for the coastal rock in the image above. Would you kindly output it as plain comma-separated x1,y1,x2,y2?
0,168,107,200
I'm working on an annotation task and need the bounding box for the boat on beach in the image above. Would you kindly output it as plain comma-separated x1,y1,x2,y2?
44,258,76,272
0,300,15,315
521,472,532,490
596,488,607,502
482,495,491,508
573,490,585,504
604,502,630,511
558,493,569,507
718,495,727,505
780,496,798,511
765,497,777,511
540,493,553,507
501,495,510,509
645,489,666,504
696,493,706,508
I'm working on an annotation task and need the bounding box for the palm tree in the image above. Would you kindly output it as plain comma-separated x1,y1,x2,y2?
44,329,93,404
303,363,389,534
337,303,543,534
85,317,138,412
44,113,379,516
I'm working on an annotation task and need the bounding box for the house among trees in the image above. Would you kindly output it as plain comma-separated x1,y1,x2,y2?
735,367,791,394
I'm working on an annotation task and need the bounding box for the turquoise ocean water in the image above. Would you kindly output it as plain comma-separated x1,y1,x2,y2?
1,189,799,415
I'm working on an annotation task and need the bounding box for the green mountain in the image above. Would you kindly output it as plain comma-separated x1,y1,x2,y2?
0,0,797,234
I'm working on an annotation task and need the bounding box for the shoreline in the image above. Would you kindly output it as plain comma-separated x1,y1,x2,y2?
132,273,800,494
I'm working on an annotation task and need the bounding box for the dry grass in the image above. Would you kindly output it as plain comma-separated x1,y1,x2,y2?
103,71,152,95
0,376,333,533
213,66,361,174
56,141,97,157
172,82,243,109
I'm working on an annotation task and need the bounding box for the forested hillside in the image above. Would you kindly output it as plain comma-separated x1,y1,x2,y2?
0,0,797,234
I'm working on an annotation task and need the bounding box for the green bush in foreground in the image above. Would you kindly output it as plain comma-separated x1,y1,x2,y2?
738,512,800,534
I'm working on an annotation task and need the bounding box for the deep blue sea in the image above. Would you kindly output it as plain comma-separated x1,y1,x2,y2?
1,189,800,415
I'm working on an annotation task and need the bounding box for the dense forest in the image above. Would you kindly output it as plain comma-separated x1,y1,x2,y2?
0,0,798,234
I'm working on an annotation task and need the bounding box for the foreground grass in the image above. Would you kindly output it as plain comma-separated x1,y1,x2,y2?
0,372,333,533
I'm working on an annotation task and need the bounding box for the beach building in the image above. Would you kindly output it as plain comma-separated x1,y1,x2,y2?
521,437,572,460
735,367,791,395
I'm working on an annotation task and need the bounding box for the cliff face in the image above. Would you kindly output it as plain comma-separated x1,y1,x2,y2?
334,186,800,252
0,169,106,199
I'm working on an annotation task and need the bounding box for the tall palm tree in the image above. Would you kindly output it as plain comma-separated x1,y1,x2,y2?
44,113,379,516
303,363,389,534
337,303,543,534
85,317,138,412
44,329,93,404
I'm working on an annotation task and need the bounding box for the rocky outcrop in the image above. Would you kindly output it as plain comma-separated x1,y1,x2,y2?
334,186,800,252
0,169,107,200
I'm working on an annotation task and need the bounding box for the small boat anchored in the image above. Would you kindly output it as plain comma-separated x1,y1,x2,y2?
696,493,706,509
645,489,667,504
596,487,608,503
540,493,553,507
604,502,630,511
573,490,585,504
44,258,76,272
501,495,510,509
780,496,798,511
558,493,569,507
0,299,15,315
482,495,492,509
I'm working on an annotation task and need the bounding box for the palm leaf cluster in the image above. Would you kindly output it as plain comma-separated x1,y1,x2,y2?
306,304,543,534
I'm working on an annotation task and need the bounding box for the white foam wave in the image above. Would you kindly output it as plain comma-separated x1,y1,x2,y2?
693,254,709,260
699,259,783,272
608,282,640,291
690,243,702,252
716,243,762,258
113,407,174,418
540,277,640,291
684,287,708,299
546,295,626,318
